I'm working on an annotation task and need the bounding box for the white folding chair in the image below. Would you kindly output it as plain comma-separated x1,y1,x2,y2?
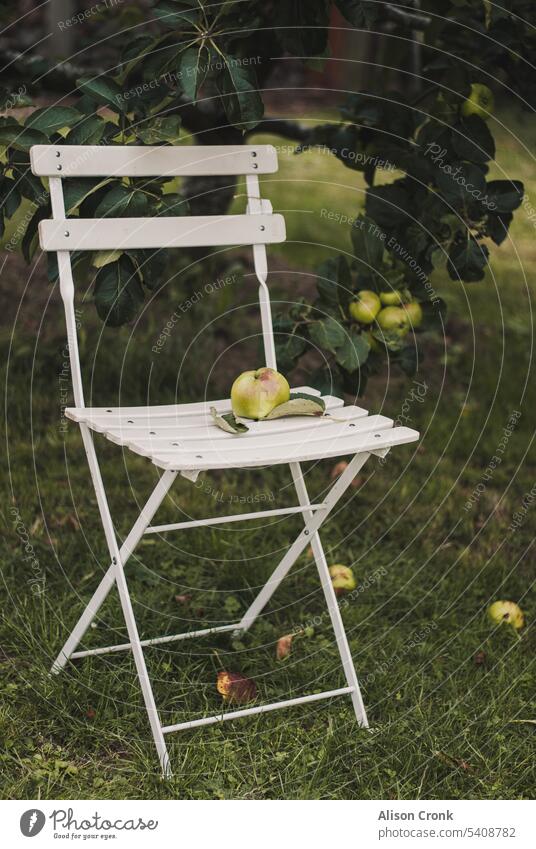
31,142,419,776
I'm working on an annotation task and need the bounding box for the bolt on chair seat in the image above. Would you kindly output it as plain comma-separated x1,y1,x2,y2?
31,141,419,776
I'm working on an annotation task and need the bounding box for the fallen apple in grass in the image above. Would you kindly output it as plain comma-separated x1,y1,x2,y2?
488,600,524,630
329,564,356,596
216,671,257,704
231,367,290,420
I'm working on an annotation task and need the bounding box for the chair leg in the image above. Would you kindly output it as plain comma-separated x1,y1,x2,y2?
236,452,371,633
289,462,369,728
112,555,172,777
53,427,176,775
51,469,178,674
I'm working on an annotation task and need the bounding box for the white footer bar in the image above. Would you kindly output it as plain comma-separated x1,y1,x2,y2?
161,686,354,733
145,504,326,534
70,623,240,659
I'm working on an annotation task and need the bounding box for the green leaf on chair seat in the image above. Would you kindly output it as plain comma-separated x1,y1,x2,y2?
210,407,249,434
265,393,326,419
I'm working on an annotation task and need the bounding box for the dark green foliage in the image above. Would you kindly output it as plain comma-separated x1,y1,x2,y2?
0,0,531,388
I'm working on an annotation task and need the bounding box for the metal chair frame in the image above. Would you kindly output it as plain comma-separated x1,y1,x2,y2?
31,143,419,776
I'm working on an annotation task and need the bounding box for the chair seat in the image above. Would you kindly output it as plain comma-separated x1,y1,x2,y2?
66,386,419,472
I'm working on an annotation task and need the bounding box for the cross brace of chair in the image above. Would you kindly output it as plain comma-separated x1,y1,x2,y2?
51,426,373,776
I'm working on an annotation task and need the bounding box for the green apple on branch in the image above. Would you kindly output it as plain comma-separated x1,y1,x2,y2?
349,290,381,325
380,290,405,306
376,306,410,335
462,83,494,121
402,302,423,328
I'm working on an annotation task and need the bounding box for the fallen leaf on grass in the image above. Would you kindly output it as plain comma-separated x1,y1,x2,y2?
30,517,43,535
329,564,356,595
53,514,80,531
217,671,257,704
276,634,293,660
473,650,486,666
434,750,473,772
174,594,192,605
275,627,314,660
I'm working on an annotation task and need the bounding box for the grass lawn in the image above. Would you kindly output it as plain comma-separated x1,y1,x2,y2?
0,108,535,800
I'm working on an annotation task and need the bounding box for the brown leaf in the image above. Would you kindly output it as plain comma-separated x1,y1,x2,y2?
434,750,473,772
30,517,43,535
174,594,192,605
331,460,348,479
216,671,257,704
85,707,96,720
54,514,81,531
276,634,293,660
473,650,486,666
330,460,363,488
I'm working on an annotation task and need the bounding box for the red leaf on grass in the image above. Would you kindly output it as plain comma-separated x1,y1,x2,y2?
216,671,257,704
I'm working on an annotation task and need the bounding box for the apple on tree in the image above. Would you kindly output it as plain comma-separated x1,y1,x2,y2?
402,301,423,328
462,83,494,121
380,290,404,306
231,367,290,420
349,290,381,324
376,305,410,335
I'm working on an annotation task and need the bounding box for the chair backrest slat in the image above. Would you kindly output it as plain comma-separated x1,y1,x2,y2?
30,144,277,177
39,213,286,251
30,142,284,406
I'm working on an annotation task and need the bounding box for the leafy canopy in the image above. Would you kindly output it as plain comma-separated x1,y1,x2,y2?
0,0,532,393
